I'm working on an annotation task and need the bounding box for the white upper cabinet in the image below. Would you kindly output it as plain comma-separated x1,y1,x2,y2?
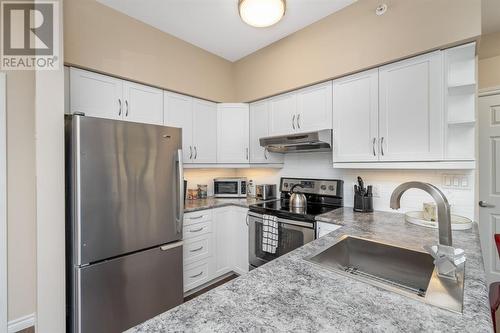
333,69,379,162
192,99,217,164
122,81,163,125
249,100,284,164
70,67,163,125
164,93,217,164
296,81,333,132
269,92,297,136
164,92,194,162
217,103,250,163
70,67,123,120
378,51,444,161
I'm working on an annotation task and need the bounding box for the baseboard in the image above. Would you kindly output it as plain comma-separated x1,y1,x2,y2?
8,313,35,333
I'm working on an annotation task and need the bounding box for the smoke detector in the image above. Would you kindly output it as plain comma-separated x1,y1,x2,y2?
375,4,388,16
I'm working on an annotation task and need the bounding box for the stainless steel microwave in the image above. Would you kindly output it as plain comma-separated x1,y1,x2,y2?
214,177,247,198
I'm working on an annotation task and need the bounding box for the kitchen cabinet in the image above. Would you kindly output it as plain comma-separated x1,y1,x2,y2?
70,67,123,120
217,104,250,163
249,100,284,164
378,51,443,161
212,207,233,277
333,69,379,162
232,208,249,275
269,92,297,136
122,81,163,125
164,93,217,164
296,81,332,132
269,82,333,136
70,67,163,124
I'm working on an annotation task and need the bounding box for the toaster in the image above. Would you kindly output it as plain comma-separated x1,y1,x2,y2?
256,184,277,200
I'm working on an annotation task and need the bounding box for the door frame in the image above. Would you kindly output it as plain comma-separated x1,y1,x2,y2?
0,72,7,333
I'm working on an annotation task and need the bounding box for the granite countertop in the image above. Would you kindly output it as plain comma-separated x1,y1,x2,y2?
184,196,264,213
131,208,492,333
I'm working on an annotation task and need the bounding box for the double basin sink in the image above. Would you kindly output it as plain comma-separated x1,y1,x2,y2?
306,235,464,313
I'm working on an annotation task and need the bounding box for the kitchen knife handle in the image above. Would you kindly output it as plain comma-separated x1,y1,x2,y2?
176,149,184,232
372,137,376,156
380,137,385,156
292,114,296,130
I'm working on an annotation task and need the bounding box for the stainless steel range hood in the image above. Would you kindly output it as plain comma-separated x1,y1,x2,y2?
260,129,333,153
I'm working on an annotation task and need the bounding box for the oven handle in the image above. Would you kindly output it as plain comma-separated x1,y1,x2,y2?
247,212,315,229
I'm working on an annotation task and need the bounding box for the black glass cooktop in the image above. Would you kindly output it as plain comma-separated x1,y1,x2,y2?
249,199,341,222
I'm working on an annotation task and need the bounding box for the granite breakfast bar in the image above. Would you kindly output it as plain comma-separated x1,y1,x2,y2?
130,208,492,332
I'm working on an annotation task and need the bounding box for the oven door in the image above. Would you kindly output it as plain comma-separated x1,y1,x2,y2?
248,212,315,268
214,181,241,198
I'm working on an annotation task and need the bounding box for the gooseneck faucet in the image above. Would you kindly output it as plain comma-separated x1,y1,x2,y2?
390,181,452,246
390,181,465,280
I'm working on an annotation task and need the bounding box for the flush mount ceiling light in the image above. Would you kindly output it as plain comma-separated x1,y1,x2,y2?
238,0,286,28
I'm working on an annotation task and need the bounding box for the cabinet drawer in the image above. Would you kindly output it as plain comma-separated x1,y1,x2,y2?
183,220,212,240
184,210,212,226
183,259,210,292
183,235,211,265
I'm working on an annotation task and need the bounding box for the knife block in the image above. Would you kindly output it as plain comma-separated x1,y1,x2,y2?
353,193,373,213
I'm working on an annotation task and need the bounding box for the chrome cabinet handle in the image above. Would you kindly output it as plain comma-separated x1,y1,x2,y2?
372,138,377,156
189,215,204,220
479,201,495,208
189,272,203,278
189,146,193,159
189,227,204,233
190,246,203,252
264,148,268,160
194,146,198,159
246,147,249,160
380,137,385,156
118,99,122,116
125,100,129,117
297,114,301,129
292,114,296,130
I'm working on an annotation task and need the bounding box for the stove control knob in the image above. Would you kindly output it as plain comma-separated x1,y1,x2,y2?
329,185,335,191
320,185,327,190
284,183,289,188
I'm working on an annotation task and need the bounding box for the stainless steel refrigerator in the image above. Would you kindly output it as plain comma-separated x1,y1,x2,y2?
65,115,184,333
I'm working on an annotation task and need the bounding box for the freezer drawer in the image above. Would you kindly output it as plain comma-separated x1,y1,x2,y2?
74,242,183,333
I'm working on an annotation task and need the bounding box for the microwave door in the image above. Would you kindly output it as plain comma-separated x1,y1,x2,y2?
215,182,238,196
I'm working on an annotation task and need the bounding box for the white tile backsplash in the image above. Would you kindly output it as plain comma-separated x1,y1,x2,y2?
185,152,476,221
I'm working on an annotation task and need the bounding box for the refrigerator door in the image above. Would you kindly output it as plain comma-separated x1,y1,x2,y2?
69,115,184,265
75,241,183,333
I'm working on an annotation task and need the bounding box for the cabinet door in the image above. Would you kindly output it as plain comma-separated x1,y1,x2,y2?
212,208,233,277
192,99,217,163
70,67,123,120
163,92,193,162
379,52,444,161
249,100,268,163
217,104,250,163
296,81,333,132
122,81,163,125
269,93,297,136
333,69,379,162
232,208,249,275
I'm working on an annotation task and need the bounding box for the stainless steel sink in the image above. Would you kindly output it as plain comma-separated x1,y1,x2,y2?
306,235,464,313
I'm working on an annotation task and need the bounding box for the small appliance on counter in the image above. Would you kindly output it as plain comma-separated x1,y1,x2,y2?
353,176,373,213
255,184,277,200
214,177,247,198
247,179,256,197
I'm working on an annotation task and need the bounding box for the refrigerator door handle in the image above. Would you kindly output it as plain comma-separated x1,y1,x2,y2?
176,149,184,233
160,240,183,251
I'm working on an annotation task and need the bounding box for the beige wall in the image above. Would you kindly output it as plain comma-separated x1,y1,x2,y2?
4,70,37,322
233,0,481,101
64,0,235,102
479,31,500,90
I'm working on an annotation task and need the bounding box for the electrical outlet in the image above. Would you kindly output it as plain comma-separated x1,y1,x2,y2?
442,174,470,190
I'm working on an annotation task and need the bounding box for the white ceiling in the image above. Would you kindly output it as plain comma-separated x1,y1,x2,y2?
482,0,500,34
96,0,357,62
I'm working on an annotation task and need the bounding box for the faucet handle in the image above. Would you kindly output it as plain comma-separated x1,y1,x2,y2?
423,244,465,281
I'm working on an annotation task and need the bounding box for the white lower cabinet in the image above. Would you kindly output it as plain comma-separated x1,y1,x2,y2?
183,207,249,293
